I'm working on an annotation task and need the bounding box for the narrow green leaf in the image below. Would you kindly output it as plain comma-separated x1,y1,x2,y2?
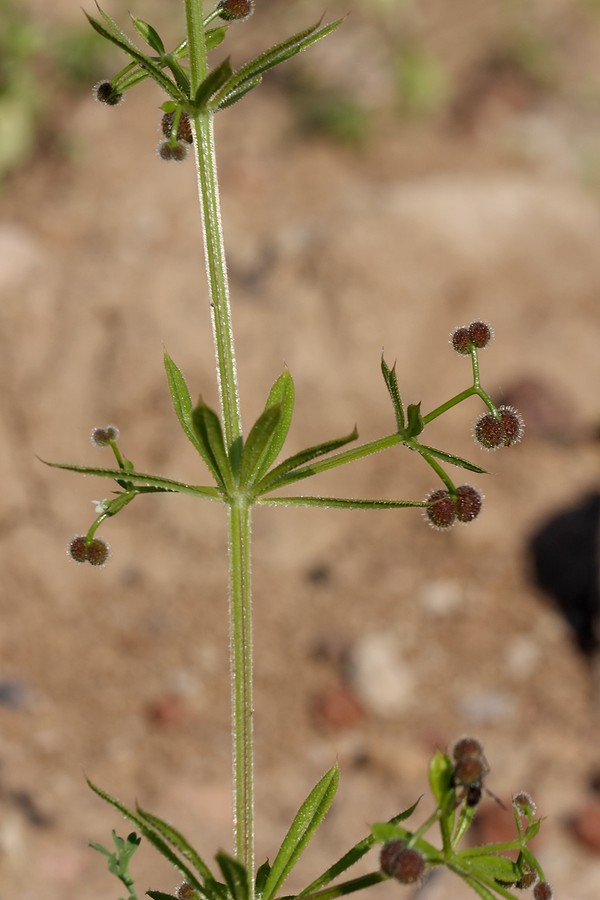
461,855,520,884
255,427,358,493
257,496,423,511
298,801,420,896
206,27,228,51
412,442,487,474
136,805,215,882
405,402,424,438
194,58,234,108
40,459,223,500
191,401,233,492
86,779,207,896
164,352,207,459
428,751,454,806
215,851,249,900
84,10,183,102
217,75,262,110
299,872,386,900
239,405,282,489
210,18,344,110
130,15,165,55
253,368,295,482
523,819,542,841
261,764,339,900
255,860,271,895
381,356,405,431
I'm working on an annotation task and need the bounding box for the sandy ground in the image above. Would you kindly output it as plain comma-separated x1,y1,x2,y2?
1,1,600,898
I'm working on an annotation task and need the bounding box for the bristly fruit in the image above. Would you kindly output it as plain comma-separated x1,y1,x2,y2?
161,111,193,144
450,326,472,355
424,488,457,530
93,80,123,106
91,425,120,447
68,535,89,564
455,484,482,523
390,847,426,884
498,405,524,446
217,0,255,22
157,140,188,162
468,320,493,349
533,883,553,900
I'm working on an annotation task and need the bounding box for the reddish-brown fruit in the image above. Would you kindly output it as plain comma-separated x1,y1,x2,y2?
68,536,89,564
157,140,188,162
515,865,537,889
468,320,493,348
498,405,524,446
91,425,119,447
451,326,471,355
533,882,553,900
455,484,482,523
424,489,456,530
86,538,110,566
474,412,505,449
217,0,254,21
380,840,405,876
452,736,484,762
391,848,426,884
161,111,193,144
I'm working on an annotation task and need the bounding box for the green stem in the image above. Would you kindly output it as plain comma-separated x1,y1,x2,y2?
184,0,250,878
229,500,254,879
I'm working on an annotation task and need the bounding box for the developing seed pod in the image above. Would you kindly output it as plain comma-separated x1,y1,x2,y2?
380,840,405,876
157,140,188,162
512,791,536,817
533,882,553,900
515,865,538,890
450,326,471,355
455,484,482,523
452,736,485,762
424,489,456,530
498,405,524,446
93,80,123,106
68,535,89,564
161,111,193,144
217,0,255,21
91,425,120,447
468,320,493,349
474,412,505,450
86,538,110,566
390,848,426,884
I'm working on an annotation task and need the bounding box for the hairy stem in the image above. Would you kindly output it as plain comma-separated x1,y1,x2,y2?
184,0,252,879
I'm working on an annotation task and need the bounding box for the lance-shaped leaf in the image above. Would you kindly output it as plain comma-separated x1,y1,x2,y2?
411,442,487,474
381,356,405,431
458,855,521,885
300,800,421,895
257,496,424,511
87,779,209,897
217,75,262,110
130,14,165,55
191,401,233,492
136,804,215,883
255,427,358,494
41,459,223,501
239,404,282,490
215,851,249,900
164,353,211,460
84,7,183,102
405,402,424,438
194,58,234,108
255,860,271,895
209,18,344,110
428,751,455,807
250,368,295,484
261,764,339,900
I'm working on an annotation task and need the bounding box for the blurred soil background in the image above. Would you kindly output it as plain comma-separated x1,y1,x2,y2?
1,0,600,897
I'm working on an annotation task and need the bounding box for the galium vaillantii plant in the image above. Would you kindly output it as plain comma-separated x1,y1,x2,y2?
45,2,553,898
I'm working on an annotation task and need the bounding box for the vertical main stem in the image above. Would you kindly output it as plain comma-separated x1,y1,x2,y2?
184,0,253,880
229,501,254,880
